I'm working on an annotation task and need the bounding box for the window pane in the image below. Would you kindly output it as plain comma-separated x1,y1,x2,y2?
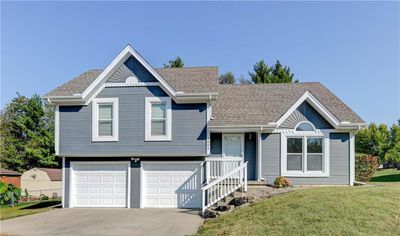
151,120,166,135
307,138,323,153
296,122,314,131
224,136,242,157
152,103,166,119
287,138,302,153
287,154,302,171
99,120,113,136
99,104,113,120
307,154,323,171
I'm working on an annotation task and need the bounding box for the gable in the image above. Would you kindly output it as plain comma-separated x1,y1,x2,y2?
107,56,158,83
279,101,333,129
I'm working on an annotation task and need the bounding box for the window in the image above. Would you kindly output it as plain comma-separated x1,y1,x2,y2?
92,98,119,142
295,121,315,131
287,138,303,171
281,122,329,177
222,134,244,157
151,103,166,136
145,97,172,141
307,138,323,171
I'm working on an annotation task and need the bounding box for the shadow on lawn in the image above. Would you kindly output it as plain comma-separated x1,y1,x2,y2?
370,172,400,182
21,200,61,209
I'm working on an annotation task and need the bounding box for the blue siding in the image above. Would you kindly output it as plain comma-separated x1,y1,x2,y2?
244,133,256,180
59,86,207,156
131,161,141,208
279,101,333,129
261,133,350,185
107,56,158,83
210,133,222,156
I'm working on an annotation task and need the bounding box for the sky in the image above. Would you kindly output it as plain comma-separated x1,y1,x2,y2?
1,1,399,125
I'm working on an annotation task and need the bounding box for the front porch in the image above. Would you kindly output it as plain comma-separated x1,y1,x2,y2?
208,132,261,181
200,132,262,214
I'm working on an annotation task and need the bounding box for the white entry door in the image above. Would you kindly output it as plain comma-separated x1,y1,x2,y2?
71,162,129,208
142,162,201,208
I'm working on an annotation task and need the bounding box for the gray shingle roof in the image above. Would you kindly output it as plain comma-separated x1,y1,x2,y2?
45,69,103,97
155,67,219,93
45,68,364,125
209,82,364,126
45,67,219,97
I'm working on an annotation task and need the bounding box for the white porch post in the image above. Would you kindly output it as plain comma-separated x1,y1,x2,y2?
257,132,262,181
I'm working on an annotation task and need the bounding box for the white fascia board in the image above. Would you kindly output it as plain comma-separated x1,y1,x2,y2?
79,45,177,103
275,91,341,128
208,125,276,133
61,153,207,157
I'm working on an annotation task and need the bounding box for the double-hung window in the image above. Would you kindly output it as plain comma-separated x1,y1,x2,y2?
145,97,172,141
92,97,119,142
282,121,329,177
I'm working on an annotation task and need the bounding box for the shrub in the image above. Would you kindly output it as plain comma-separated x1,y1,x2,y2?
40,194,49,200
355,153,379,182
273,176,291,188
0,182,22,206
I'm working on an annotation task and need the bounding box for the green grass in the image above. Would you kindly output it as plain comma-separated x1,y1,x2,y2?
0,200,61,220
196,170,400,236
370,168,400,183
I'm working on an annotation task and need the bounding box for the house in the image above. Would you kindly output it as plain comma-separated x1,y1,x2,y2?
44,45,366,212
0,168,22,187
21,168,62,198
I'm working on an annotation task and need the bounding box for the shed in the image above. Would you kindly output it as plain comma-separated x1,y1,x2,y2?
0,168,22,187
21,168,62,198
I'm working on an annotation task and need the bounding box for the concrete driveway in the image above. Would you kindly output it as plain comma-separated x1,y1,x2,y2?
0,208,203,236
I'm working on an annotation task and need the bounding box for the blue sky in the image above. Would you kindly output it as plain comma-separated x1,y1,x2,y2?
1,1,399,125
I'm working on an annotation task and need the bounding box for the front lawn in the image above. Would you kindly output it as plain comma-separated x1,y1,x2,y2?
0,200,61,220
370,168,400,183
197,178,400,235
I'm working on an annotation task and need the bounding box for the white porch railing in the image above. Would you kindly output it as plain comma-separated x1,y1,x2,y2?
201,162,248,214
204,157,243,182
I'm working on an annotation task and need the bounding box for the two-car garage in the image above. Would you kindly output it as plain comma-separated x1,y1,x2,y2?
68,161,202,209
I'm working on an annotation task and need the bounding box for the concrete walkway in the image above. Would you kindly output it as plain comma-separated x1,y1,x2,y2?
1,208,203,236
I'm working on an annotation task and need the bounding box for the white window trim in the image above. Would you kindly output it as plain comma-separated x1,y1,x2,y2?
222,133,245,158
281,130,330,177
294,121,316,131
145,97,172,141
92,97,119,142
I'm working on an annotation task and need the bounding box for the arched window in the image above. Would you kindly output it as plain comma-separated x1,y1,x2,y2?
295,121,315,132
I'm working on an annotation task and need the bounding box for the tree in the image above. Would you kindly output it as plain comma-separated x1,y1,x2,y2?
356,122,399,163
249,60,298,83
385,142,400,163
238,75,252,84
163,57,184,68
219,72,236,84
0,94,57,172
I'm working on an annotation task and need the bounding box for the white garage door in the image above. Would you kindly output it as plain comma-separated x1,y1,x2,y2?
71,162,129,208
142,162,201,208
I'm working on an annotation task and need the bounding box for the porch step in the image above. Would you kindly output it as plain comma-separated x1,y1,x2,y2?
248,181,267,186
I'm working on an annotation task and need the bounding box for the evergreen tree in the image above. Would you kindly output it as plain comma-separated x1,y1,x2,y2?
249,60,298,83
163,57,184,68
0,94,57,172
